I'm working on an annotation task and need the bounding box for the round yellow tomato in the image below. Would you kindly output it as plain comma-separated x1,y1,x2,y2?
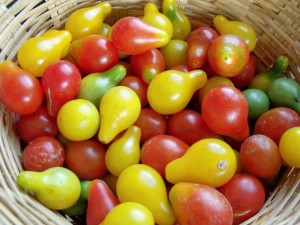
166,138,237,188
100,202,155,225
57,99,100,141
279,127,300,168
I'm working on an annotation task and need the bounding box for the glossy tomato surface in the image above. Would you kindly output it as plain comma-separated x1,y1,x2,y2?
218,174,266,225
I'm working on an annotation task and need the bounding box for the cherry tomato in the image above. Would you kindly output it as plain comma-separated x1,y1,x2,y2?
57,99,100,141
134,107,168,144
41,60,82,117
16,105,59,143
130,48,165,84
167,109,220,145
208,34,250,77
279,127,300,168
140,134,189,177
201,85,249,141
65,139,107,180
240,134,282,179
22,136,65,171
169,182,233,225
218,174,266,225
187,26,219,68
254,107,300,145
160,39,188,69
118,76,148,107
0,61,44,115
69,35,119,74
230,54,258,88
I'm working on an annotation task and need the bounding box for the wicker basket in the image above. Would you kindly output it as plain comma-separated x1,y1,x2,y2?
0,0,300,224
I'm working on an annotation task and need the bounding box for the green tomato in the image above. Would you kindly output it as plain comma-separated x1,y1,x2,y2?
100,202,155,225
243,88,270,120
57,99,100,141
160,39,188,69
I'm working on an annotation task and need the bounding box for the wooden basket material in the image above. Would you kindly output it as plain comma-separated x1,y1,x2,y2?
0,0,300,224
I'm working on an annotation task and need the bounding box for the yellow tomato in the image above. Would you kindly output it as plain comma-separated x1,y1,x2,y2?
166,138,237,188
100,202,155,225
279,127,300,168
57,99,100,141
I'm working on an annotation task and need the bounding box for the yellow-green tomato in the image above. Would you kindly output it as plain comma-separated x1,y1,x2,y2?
147,70,207,115
166,138,237,188
160,39,188,68
116,164,175,225
98,86,141,144
105,125,141,176
279,127,300,168
57,99,100,141
100,202,155,225
17,167,81,210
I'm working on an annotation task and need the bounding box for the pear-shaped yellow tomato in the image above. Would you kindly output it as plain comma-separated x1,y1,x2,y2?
65,2,112,41
100,202,155,225
117,164,175,225
166,138,237,188
147,70,207,115
17,167,81,210
143,2,173,41
17,30,72,77
105,125,141,176
57,99,100,141
213,15,257,51
98,86,141,144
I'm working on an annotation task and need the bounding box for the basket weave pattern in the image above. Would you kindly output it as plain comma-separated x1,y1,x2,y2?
0,0,300,224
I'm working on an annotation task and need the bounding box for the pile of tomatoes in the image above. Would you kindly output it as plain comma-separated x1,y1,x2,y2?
1,1,300,225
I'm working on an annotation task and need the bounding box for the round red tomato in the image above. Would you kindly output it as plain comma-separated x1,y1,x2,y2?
167,109,220,145
118,75,148,107
41,60,82,117
65,139,107,180
240,134,282,179
16,105,59,143
208,34,250,77
134,107,167,143
141,134,189,177
0,61,43,115
22,136,65,171
130,48,165,84
254,107,300,145
201,85,249,142
218,174,266,225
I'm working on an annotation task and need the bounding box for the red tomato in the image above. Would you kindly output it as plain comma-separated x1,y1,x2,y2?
169,64,193,72
65,139,107,180
140,134,189,177
118,76,148,107
230,54,258,89
130,48,165,84
41,60,82,117
16,105,59,143
254,107,300,145
240,134,282,179
22,136,65,171
167,109,220,145
0,61,43,115
201,85,249,141
134,107,167,143
69,35,119,74
208,34,250,77
169,182,233,225
187,26,219,68
218,174,266,225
